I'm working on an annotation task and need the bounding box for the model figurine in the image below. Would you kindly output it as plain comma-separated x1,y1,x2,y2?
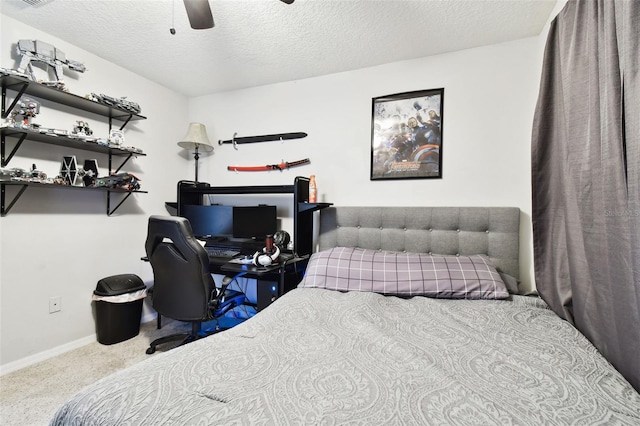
72,120,93,137
9,97,40,127
89,93,141,115
0,67,30,79
94,172,140,191
16,39,86,90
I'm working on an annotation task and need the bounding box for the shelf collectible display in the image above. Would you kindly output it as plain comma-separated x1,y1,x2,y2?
15,39,86,91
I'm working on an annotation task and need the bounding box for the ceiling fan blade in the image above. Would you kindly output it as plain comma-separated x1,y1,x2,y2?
280,0,295,4
183,0,214,29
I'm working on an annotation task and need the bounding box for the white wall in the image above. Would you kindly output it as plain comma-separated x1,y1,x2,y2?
0,15,189,372
189,35,544,293
1,5,556,373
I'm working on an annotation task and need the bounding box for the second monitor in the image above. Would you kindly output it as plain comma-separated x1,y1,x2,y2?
232,205,277,241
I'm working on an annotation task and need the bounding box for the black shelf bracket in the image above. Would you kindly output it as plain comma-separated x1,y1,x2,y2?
118,115,133,131
106,190,133,216
112,152,135,173
1,183,28,216
1,132,27,167
1,82,29,119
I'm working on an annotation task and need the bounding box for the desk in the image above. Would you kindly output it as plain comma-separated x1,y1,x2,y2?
142,254,309,328
176,177,332,257
209,254,309,311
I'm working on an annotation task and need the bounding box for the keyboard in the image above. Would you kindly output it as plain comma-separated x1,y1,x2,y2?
206,245,241,258
201,235,229,244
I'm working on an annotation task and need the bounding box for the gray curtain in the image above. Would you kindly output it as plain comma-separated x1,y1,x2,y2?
531,0,639,391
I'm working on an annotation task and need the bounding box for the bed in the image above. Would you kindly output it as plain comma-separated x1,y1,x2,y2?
51,207,640,425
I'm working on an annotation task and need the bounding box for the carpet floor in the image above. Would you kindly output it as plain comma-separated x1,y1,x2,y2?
0,318,200,426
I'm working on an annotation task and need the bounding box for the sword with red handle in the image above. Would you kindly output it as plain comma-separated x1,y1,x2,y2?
227,158,310,172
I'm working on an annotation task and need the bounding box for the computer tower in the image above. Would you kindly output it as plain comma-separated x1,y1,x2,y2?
256,281,279,311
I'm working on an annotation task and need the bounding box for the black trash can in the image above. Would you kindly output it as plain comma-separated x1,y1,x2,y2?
94,274,146,345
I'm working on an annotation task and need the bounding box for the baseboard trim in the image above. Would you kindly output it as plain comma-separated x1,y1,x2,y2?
0,334,96,376
1,316,157,376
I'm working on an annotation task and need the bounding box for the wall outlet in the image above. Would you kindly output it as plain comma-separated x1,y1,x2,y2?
49,296,62,313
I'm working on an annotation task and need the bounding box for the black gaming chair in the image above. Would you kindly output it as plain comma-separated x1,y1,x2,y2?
144,215,246,354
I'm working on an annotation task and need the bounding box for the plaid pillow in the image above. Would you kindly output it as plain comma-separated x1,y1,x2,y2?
299,247,509,299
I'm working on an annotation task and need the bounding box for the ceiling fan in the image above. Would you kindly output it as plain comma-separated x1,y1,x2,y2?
183,0,294,30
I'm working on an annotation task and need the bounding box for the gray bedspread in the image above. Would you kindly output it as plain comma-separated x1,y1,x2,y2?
51,288,640,425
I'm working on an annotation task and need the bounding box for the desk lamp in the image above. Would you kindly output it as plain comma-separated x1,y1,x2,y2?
178,122,213,182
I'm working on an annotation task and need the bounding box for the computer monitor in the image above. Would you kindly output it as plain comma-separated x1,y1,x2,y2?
232,205,277,240
181,205,233,238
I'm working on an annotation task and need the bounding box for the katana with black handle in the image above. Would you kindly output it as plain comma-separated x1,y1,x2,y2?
218,132,307,150
227,158,310,172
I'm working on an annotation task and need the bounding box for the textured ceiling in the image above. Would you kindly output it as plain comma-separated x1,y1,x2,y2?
1,0,557,97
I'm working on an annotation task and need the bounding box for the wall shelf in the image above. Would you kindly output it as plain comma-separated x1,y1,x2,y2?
1,127,145,168
1,74,146,125
0,181,147,216
0,74,147,216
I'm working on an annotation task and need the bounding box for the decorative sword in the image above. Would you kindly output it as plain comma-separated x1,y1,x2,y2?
227,158,310,172
218,132,307,150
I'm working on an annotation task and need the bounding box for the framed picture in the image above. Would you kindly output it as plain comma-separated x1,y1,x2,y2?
370,88,443,180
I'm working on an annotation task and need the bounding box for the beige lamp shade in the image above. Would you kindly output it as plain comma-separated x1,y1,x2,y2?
177,122,213,152
178,122,213,182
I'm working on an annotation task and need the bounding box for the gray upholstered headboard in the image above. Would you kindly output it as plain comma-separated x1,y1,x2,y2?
318,207,520,280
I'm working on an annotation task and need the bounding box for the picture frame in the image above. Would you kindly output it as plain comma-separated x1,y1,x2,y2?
370,88,444,180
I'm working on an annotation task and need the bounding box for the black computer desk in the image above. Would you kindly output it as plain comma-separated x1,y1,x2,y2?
143,253,308,329
141,253,309,315
209,254,309,311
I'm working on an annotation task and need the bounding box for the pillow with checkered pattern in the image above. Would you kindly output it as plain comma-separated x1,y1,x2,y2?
299,247,509,299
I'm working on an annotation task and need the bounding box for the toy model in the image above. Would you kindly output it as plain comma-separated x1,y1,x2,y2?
16,39,86,90
28,163,47,181
0,67,30,79
0,165,48,183
9,97,40,127
0,167,25,181
79,160,98,186
58,156,100,186
108,129,124,146
72,120,93,137
93,172,141,191
59,155,78,185
89,93,141,114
